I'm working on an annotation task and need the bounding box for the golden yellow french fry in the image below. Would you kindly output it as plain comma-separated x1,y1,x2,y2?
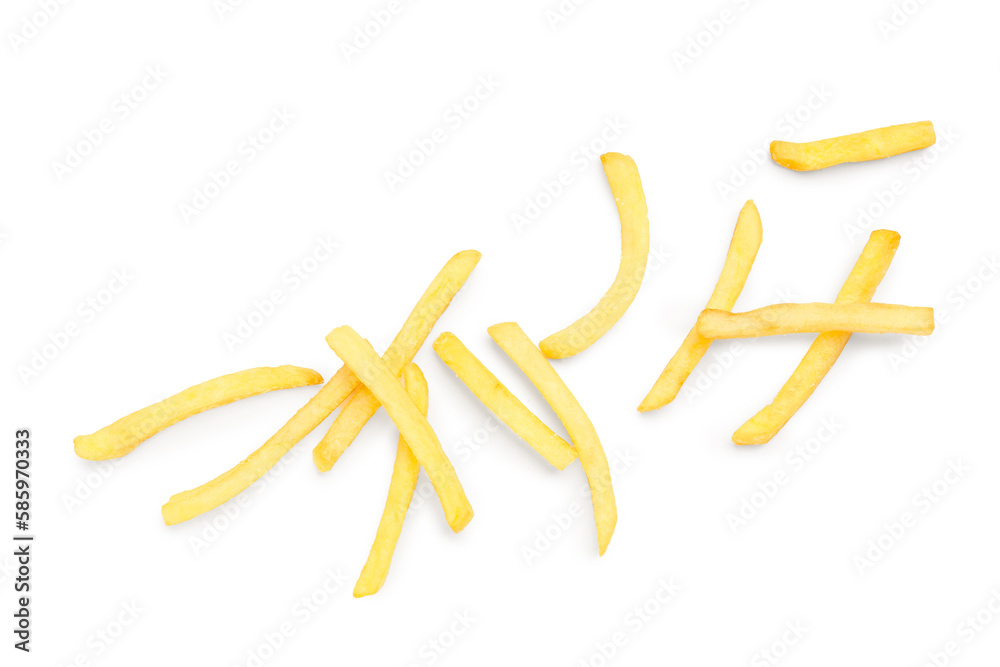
312,387,379,471
162,365,358,525
733,230,900,445
326,326,473,533
74,366,323,461
770,121,935,171
539,152,649,359
354,363,427,598
432,332,577,470
488,322,616,556
638,200,762,412
697,303,934,339
313,250,482,472
161,250,481,526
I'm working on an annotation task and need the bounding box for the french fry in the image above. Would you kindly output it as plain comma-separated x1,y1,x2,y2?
326,326,473,533
161,250,481,526
162,365,359,525
638,200,762,412
770,121,936,171
488,322,616,556
733,230,900,445
539,152,650,359
433,332,577,470
697,303,934,339
74,366,323,461
354,363,427,598
313,251,482,472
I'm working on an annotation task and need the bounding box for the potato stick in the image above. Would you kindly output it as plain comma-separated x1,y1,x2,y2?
354,363,427,598
540,152,650,359
770,121,935,171
162,250,481,526
733,230,900,445
162,365,359,525
433,332,577,470
74,366,323,461
326,326,473,533
638,200,762,412
697,303,934,339
313,250,482,472
313,388,381,471
488,322,616,555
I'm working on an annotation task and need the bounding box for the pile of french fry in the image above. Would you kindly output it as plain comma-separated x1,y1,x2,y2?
75,121,937,595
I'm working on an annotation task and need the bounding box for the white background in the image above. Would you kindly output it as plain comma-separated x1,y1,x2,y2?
3,1,1000,665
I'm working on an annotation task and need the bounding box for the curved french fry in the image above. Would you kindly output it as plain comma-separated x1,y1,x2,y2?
313,250,482,472
638,200,762,412
354,363,427,598
74,366,323,461
488,322,616,556
770,121,935,171
733,230,900,445
433,332,577,470
539,152,649,359
326,326,473,533
697,303,934,339
162,249,481,526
